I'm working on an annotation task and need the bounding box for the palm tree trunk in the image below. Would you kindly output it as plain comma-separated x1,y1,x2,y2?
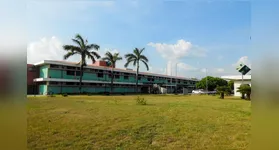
110,68,114,94
241,93,245,99
246,93,251,100
220,92,224,99
79,64,84,94
136,63,139,94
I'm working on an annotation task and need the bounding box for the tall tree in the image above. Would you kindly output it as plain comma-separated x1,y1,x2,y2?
196,76,228,91
102,52,122,94
63,34,100,93
124,48,149,93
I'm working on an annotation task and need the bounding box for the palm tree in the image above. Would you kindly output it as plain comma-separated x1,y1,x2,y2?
63,34,100,94
237,84,251,100
216,86,230,99
102,51,122,94
124,48,149,93
237,84,246,99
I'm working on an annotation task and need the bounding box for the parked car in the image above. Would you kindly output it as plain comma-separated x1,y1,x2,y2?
192,89,205,94
192,89,216,94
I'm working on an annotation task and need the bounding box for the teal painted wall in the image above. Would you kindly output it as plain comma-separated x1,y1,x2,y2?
39,85,47,95
46,69,196,86
46,86,140,94
40,65,49,78
36,64,197,95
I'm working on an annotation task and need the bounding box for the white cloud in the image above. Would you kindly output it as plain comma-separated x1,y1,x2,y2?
177,63,199,71
216,68,225,73
27,37,121,66
200,68,207,73
232,56,251,68
27,36,74,64
147,39,206,61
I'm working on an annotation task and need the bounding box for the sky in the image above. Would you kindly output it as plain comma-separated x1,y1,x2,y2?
26,0,252,79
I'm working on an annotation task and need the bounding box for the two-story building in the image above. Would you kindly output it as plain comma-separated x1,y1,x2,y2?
27,60,199,95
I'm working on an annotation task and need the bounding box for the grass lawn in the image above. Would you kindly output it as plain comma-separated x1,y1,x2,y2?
27,95,251,150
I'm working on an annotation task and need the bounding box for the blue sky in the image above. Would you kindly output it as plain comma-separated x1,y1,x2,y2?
27,0,252,79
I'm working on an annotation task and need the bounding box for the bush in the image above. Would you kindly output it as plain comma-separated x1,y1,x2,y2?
62,93,68,97
135,96,147,105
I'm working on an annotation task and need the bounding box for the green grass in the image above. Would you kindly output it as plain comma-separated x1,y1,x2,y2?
27,95,251,150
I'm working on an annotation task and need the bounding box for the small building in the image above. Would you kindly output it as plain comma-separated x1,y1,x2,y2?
221,75,251,97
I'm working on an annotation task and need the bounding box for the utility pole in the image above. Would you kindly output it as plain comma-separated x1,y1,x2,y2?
241,73,244,85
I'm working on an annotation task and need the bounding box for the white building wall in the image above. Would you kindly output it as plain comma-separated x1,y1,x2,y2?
234,80,251,97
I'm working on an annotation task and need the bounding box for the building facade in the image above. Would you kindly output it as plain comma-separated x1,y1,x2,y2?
28,60,199,95
221,75,251,97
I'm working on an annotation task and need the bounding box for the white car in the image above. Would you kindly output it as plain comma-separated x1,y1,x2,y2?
192,89,204,94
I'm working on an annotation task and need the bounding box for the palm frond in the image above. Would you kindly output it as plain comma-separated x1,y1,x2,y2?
63,45,82,53
72,39,82,48
124,60,134,68
115,57,123,61
87,44,100,51
139,55,148,62
104,51,113,59
75,34,85,47
125,53,137,59
91,51,100,59
133,59,137,66
102,57,110,61
127,57,136,63
141,60,149,71
139,48,145,54
63,51,77,60
113,53,122,61
133,48,140,57
88,55,97,64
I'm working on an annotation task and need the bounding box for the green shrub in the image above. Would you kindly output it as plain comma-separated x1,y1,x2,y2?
62,93,68,97
135,96,147,105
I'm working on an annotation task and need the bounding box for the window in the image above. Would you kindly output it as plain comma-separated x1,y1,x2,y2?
138,77,141,80
115,75,120,79
67,66,76,70
50,82,59,85
98,73,104,78
168,80,170,83
75,71,81,76
67,71,75,76
124,76,129,80
50,64,59,68
66,82,75,85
